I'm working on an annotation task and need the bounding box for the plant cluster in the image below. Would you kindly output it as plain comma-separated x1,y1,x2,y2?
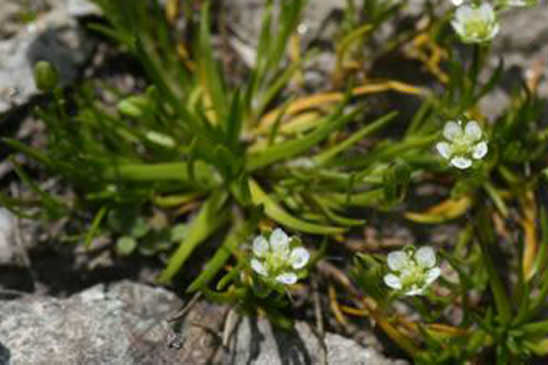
4,0,548,363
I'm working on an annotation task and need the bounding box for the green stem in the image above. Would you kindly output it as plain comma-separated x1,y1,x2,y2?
483,182,509,218
475,209,512,323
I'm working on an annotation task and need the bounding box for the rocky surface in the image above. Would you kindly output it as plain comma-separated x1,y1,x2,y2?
0,0,96,113
0,281,182,365
482,4,548,117
0,281,408,365
227,316,408,365
0,208,18,265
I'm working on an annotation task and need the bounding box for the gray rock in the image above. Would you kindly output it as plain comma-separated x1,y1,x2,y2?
0,281,182,365
225,0,346,47
0,0,96,113
0,281,407,364
0,208,17,265
226,316,408,365
481,4,548,117
67,0,102,17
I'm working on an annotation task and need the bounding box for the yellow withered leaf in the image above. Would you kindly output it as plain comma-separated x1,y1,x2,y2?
256,81,428,133
405,195,473,224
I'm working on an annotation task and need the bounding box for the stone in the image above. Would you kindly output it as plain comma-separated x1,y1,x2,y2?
226,316,409,365
224,0,346,47
481,4,548,117
0,208,17,265
0,281,182,365
0,0,96,113
0,281,408,364
67,0,102,17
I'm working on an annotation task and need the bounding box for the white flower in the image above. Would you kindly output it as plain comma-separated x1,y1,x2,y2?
383,246,441,296
451,0,463,5
436,120,488,169
451,3,499,43
250,228,309,286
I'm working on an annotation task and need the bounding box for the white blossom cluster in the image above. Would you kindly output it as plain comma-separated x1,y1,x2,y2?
384,246,441,296
450,1,537,43
250,228,310,286
436,120,488,169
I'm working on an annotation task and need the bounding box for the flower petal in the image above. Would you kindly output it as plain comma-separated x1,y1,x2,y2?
472,141,488,159
450,156,472,169
489,23,500,40
383,274,402,290
451,20,465,37
436,142,452,159
425,267,442,285
387,250,410,271
289,247,310,269
251,259,268,276
404,285,425,296
443,121,463,141
270,228,290,254
479,3,495,20
252,235,269,257
464,121,482,142
415,246,436,268
275,272,298,285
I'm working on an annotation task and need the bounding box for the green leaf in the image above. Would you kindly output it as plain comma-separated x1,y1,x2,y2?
116,236,137,256
101,161,220,190
313,111,398,165
84,206,108,248
170,224,188,242
199,1,228,122
247,108,359,171
187,213,257,292
249,179,344,234
475,209,512,323
3,138,52,167
130,217,149,238
157,190,230,284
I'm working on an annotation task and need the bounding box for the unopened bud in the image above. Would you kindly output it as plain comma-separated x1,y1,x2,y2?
117,95,150,118
34,61,59,91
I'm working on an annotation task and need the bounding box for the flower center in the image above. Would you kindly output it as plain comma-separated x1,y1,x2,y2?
451,137,473,156
400,263,427,288
266,252,288,274
464,18,491,38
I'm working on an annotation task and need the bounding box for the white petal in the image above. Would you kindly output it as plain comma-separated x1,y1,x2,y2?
275,272,298,285
450,156,472,169
451,20,465,37
251,259,268,276
289,247,310,269
489,23,500,40
425,267,442,285
436,142,452,159
455,5,473,20
404,285,425,296
464,121,482,142
415,246,436,268
270,228,290,254
451,0,463,5
479,3,495,19
472,141,488,159
384,274,402,290
387,250,410,271
443,121,463,142
252,236,269,257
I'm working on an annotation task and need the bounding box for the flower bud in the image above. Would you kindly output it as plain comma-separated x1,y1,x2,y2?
34,61,59,92
117,95,150,118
